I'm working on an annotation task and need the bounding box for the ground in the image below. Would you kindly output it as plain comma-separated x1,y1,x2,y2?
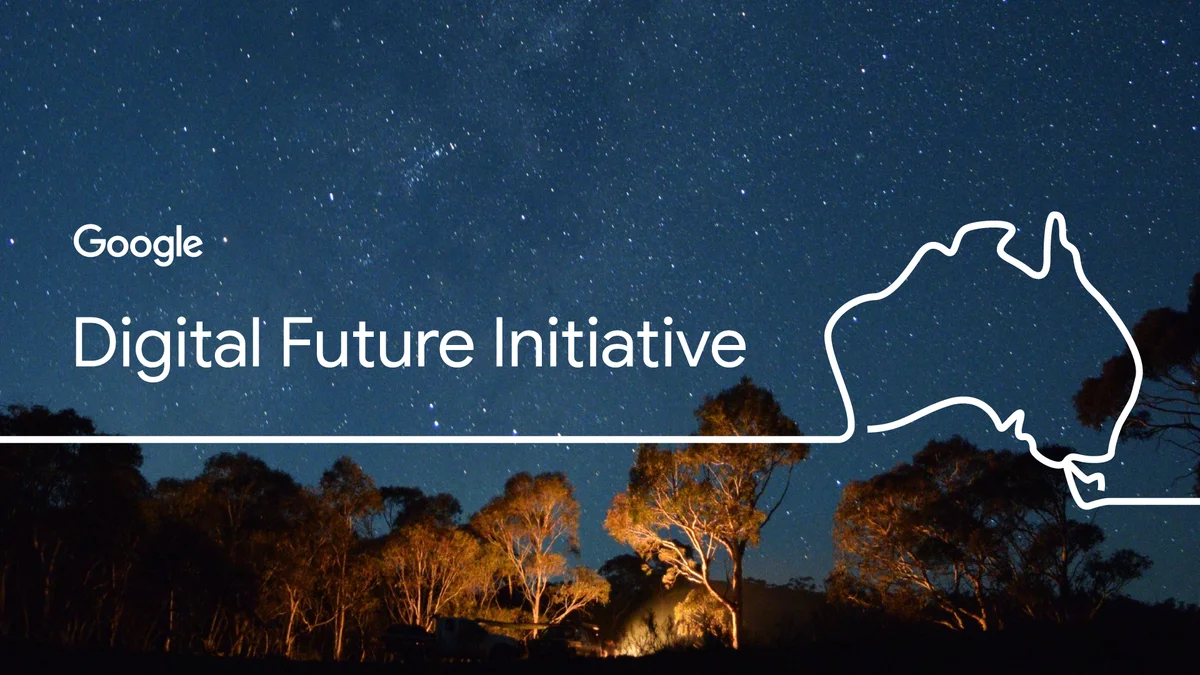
2,622,1191,675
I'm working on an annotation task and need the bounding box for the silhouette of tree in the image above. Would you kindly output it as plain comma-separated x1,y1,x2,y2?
257,488,329,658
470,472,608,625
597,554,666,635
152,452,310,655
605,376,808,649
137,492,229,653
1000,445,1153,622
380,486,461,530
830,437,1151,630
0,404,148,645
1075,271,1200,494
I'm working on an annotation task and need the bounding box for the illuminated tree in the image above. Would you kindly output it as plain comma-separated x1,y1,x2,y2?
673,588,731,646
546,566,610,624
470,472,608,625
378,522,490,630
375,488,492,631
1074,271,1200,494
605,376,808,649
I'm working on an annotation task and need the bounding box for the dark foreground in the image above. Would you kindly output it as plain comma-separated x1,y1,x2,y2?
1,622,1190,675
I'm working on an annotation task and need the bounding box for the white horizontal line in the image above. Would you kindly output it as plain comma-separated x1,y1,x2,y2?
0,435,838,445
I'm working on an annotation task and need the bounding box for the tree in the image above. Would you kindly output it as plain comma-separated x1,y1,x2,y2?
470,472,608,625
317,457,383,660
374,488,493,631
605,376,808,648
1075,271,1200,494
257,488,331,659
377,522,490,630
546,566,610,625
597,554,665,636
999,445,1154,623
0,405,148,646
830,437,1007,630
673,588,731,646
380,486,461,530
830,437,1151,630
152,452,310,656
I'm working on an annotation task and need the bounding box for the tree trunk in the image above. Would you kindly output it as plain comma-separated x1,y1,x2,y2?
1056,533,1072,623
334,604,346,660
334,551,347,661
284,591,298,659
730,546,745,650
165,589,174,653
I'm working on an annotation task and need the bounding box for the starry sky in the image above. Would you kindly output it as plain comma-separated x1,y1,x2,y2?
2,2,1199,600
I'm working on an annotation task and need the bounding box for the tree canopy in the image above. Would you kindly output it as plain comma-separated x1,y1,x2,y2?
1075,271,1200,494
470,471,609,625
830,437,1151,630
605,376,807,648
0,404,148,645
0,398,1172,660
0,408,611,660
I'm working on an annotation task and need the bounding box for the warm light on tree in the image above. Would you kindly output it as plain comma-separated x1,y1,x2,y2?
470,472,609,626
377,520,490,630
605,376,808,649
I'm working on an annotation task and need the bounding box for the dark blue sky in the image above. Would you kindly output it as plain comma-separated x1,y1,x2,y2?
2,2,1198,600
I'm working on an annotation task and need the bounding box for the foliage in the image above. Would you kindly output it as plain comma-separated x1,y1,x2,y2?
673,588,731,646
596,553,666,636
317,457,383,660
830,437,1152,630
1,401,1167,663
380,485,461,530
0,411,518,662
376,490,492,631
470,472,608,625
605,376,808,648
548,565,611,624
1074,271,1200,494
0,404,148,646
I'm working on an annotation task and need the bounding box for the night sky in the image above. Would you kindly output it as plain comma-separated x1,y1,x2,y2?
2,3,1198,600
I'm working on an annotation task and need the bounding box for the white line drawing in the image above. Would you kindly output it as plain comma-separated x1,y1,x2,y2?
7,213,1192,509
853,212,1199,509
